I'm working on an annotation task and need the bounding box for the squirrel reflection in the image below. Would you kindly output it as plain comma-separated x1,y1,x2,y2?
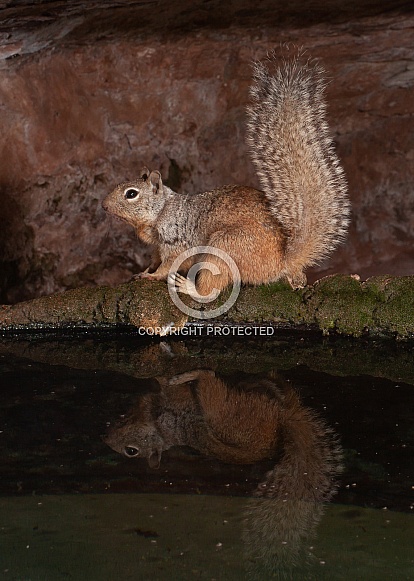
105,370,342,577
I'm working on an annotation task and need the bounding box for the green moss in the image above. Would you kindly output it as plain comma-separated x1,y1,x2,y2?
1,332,414,387
368,276,414,338
223,281,303,323
0,280,186,332
304,275,378,336
1,274,414,340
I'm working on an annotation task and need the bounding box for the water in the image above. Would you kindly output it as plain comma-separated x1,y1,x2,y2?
0,332,413,580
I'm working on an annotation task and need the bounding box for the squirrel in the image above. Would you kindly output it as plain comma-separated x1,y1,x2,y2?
104,370,284,467
102,51,350,293
104,369,343,574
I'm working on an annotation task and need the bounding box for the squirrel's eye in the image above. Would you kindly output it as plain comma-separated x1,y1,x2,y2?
124,446,139,457
124,188,139,200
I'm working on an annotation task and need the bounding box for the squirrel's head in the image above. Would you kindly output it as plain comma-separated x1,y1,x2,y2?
102,167,170,227
103,419,166,469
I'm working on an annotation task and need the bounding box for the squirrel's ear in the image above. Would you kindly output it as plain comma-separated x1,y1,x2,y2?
149,170,163,195
140,167,150,181
148,449,162,469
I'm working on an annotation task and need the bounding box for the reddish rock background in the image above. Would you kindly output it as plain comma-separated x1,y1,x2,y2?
0,1,413,303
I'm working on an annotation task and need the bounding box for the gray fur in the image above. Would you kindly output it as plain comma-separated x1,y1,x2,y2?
246,51,350,265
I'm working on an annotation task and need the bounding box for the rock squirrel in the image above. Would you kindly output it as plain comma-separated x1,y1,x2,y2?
105,370,285,467
104,370,343,573
102,51,350,293
104,370,342,481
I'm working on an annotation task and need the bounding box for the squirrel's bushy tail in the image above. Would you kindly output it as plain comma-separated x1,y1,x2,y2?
246,50,350,275
243,388,343,578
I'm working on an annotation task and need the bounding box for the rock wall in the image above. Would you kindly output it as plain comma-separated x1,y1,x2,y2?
1,4,414,302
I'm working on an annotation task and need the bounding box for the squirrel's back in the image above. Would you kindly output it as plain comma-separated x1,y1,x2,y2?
246,50,350,286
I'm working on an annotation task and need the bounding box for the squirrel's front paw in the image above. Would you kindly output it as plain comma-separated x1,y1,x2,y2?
133,271,163,281
168,369,216,385
168,272,198,298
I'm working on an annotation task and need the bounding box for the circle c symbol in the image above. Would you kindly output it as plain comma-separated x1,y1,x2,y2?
167,245,241,320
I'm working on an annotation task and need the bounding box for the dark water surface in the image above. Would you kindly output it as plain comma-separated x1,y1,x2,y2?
0,332,413,580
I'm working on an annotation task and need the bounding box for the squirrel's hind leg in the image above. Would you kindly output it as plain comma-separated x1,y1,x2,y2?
195,251,233,296
170,259,231,298
201,228,285,290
